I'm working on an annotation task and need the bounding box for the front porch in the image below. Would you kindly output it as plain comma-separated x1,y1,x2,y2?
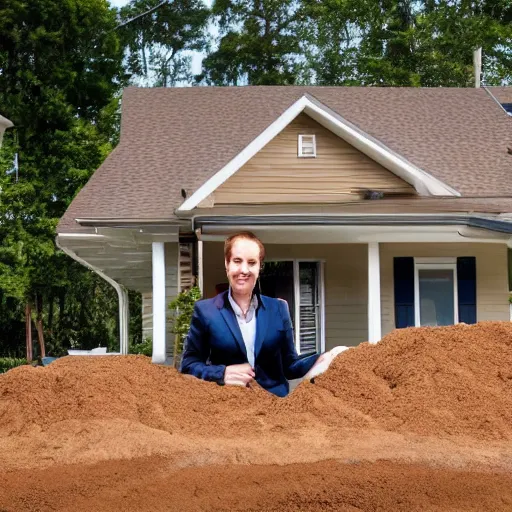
197,222,510,356
56,218,512,364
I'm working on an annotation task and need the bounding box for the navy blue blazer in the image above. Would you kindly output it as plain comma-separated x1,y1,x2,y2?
180,291,320,397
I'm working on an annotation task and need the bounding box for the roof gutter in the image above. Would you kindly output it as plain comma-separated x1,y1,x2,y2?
74,218,186,228
192,214,512,235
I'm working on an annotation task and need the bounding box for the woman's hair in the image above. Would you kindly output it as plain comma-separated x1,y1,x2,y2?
224,231,265,264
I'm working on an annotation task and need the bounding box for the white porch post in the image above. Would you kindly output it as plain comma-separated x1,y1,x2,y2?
197,239,204,296
152,242,166,363
117,286,129,355
368,242,382,343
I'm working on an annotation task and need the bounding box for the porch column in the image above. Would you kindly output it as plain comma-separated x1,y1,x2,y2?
198,238,204,296
118,285,129,355
195,229,204,296
152,242,166,363
368,242,382,343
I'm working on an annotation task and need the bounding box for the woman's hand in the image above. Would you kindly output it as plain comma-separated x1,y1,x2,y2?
224,363,255,387
305,346,350,381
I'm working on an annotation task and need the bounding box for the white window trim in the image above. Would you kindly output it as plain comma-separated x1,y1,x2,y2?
298,134,316,158
414,259,459,327
266,258,325,355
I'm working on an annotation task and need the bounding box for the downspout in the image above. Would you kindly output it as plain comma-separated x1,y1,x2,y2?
55,236,130,355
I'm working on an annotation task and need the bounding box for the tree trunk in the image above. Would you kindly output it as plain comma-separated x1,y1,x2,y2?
48,294,54,332
59,290,66,328
25,302,33,361
35,293,46,359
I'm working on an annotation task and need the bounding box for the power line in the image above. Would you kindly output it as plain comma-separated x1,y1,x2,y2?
115,0,169,30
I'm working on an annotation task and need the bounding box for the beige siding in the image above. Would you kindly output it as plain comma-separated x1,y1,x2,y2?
141,243,179,358
380,243,509,336
213,114,416,205
203,242,369,349
204,241,509,351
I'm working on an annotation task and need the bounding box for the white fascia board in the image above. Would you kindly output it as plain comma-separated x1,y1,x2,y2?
178,96,311,211
178,95,459,212
302,95,460,197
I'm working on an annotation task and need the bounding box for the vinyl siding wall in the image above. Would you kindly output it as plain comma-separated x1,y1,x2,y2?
380,243,509,336
203,241,509,350
213,114,415,205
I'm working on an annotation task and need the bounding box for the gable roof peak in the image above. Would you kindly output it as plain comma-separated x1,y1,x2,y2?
177,93,459,211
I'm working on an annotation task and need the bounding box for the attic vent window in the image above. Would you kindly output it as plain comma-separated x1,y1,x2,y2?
298,134,316,158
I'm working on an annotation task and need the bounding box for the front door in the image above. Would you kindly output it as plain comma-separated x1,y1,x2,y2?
260,260,324,354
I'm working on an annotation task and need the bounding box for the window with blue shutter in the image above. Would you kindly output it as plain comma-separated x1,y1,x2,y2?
457,257,477,324
394,256,477,328
394,257,415,328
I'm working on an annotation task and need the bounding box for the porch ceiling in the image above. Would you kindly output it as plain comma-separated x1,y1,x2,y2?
57,226,179,292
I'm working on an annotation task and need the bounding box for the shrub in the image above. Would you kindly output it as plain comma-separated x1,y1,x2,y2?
0,357,28,374
130,337,152,357
169,286,202,367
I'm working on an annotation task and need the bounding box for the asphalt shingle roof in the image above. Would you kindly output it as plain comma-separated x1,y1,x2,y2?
58,86,512,233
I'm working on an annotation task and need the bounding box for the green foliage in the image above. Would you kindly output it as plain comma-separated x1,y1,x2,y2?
300,0,512,86
199,0,302,85
0,0,128,357
169,286,202,361
0,357,28,374
130,337,152,357
118,0,210,86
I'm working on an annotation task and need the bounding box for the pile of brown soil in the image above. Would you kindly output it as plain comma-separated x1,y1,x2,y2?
1,321,512,511
289,321,512,440
2,321,511,440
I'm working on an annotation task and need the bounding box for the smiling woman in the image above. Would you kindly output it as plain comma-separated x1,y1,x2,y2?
180,232,344,397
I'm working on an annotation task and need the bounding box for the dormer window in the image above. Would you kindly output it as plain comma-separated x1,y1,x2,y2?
298,134,316,158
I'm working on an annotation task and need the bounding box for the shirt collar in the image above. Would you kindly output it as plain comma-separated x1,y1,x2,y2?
228,288,259,321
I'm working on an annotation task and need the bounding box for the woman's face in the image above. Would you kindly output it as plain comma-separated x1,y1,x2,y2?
225,238,261,296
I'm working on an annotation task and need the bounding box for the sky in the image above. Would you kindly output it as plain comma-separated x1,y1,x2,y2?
109,0,129,7
108,0,213,79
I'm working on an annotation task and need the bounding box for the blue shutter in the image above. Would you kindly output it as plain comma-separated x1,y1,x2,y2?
394,257,415,328
457,257,477,324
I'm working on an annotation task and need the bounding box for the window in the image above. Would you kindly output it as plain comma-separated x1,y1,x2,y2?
298,134,316,158
260,260,324,354
414,258,458,327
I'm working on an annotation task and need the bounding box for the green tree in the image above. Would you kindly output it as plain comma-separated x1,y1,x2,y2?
0,0,127,358
415,0,512,86
199,0,302,85
118,0,210,86
302,0,512,87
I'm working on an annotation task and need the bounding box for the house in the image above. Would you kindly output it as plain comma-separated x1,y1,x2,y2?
57,86,512,363
0,114,13,146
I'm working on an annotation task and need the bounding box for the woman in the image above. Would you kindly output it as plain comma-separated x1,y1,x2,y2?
180,232,343,397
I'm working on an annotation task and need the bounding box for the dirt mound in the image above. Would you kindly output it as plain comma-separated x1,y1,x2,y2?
2,322,512,511
0,354,276,437
1,322,512,441
290,321,512,440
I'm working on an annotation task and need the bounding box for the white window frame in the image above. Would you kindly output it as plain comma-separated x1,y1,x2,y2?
265,258,325,354
414,257,458,327
298,134,316,158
